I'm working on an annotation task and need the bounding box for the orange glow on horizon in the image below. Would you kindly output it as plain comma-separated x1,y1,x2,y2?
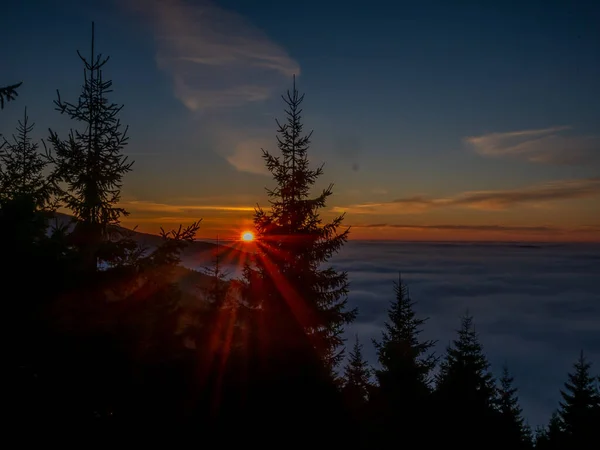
115,215,600,244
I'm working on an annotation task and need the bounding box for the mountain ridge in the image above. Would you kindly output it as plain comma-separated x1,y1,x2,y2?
48,212,253,270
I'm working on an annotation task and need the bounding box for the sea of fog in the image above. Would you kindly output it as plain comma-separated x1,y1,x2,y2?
199,240,600,429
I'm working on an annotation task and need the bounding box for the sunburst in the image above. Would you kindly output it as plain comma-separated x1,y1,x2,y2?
241,231,254,242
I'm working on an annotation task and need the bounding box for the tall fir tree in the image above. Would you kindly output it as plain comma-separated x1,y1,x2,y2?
190,236,239,373
373,273,437,393
43,220,202,427
434,311,498,445
121,221,201,363
235,77,355,443
45,22,133,272
535,411,565,450
245,75,356,371
342,334,373,408
370,273,436,446
1,108,51,207
556,351,599,448
1,108,53,324
341,335,373,449
201,236,230,308
2,110,58,421
496,364,533,449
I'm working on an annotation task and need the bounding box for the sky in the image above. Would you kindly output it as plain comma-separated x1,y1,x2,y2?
1,0,599,241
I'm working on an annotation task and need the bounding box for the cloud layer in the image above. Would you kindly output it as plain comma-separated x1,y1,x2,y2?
466,127,600,165
186,241,600,428
351,223,572,233
126,0,299,112
328,241,600,428
334,177,600,214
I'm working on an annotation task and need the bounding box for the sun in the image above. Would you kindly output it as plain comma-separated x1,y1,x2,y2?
241,231,254,242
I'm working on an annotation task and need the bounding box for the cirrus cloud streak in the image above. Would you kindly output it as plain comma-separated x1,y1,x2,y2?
122,200,255,214
465,126,600,166
124,0,299,111
333,177,600,214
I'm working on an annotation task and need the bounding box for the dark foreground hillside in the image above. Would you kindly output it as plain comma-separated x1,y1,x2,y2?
50,212,253,269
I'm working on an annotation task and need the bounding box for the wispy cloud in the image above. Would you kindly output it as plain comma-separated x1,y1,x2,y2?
123,0,298,175
448,178,600,210
333,177,600,214
122,200,255,214
207,126,271,175
465,126,600,165
125,0,299,111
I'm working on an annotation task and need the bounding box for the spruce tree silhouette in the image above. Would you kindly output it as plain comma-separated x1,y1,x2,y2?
556,351,599,449
45,22,133,274
201,236,231,308
182,236,231,354
244,74,357,371
115,221,201,427
1,108,52,207
434,311,498,446
10,24,204,434
535,411,565,449
370,273,437,446
0,108,50,257
31,22,139,424
341,334,373,448
237,76,354,444
185,234,248,418
1,109,57,403
496,364,533,449
342,334,373,409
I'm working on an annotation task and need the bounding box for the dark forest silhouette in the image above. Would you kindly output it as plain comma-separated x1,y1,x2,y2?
2,25,599,448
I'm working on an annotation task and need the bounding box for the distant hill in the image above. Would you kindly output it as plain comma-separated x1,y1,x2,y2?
48,212,254,271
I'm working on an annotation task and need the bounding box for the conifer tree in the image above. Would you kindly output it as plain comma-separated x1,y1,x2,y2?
373,273,437,394
0,82,21,109
189,236,237,361
234,77,355,443
535,412,565,450
340,335,373,448
245,75,356,371
496,364,532,448
1,108,51,207
0,108,53,293
201,236,230,308
1,110,54,400
556,351,599,448
434,311,498,444
436,312,496,401
370,274,436,445
45,22,133,272
60,221,202,424
342,335,373,408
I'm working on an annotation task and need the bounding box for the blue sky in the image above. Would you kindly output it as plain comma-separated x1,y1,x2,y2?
1,0,599,240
